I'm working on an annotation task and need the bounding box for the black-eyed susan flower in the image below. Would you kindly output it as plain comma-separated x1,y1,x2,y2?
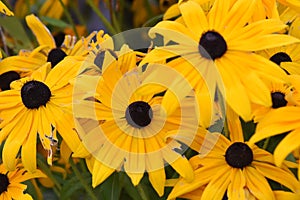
167,107,300,200
142,0,299,121
250,74,300,178
251,78,296,122
0,162,45,200
73,45,199,196
0,15,103,91
0,57,83,173
25,14,94,65
258,43,300,75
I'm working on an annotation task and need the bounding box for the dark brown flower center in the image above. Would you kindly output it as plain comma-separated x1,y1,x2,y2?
225,142,253,168
270,52,292,66
47,48,67,68
199,31,227,60
0,173,9,194
125,101,153,128
271,91,287,108
0,71,20,91
21,80,51,109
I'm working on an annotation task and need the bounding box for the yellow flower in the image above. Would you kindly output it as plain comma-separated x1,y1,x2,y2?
0,14,101,91
0,162,45,200
163,0,279,22
258,43,300,75
168,107,300,200
73,45,199,196
142,0,298,121
251,79,295,122
0,57,82,173
250,74,300,178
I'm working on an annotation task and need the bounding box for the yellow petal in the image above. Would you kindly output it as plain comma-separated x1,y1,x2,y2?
127,173,144,186
244,166,275,200
179,0,208,38
92,160,115,187
148,169,166,197
273,129,300,166
3,112,30,171
249,107,300,144
21,114,38,173
0,1,13,16
25,14,56,48
222,0,256,32
274,191,300,200
207,0,230,30
201,166,231,200
216,56,252,121
227,168,246,200
254,161,300,193
164,151,194,182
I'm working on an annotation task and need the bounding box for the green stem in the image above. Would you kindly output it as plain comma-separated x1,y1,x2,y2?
136,184,149,200
107,0,121,32
143,0,154,18
69,158,97,200
216,87,229,138
53,186,60,197
263,137,271,150
58,0,79,38
86,0,117,35
37,156,62,191
70,1,86,25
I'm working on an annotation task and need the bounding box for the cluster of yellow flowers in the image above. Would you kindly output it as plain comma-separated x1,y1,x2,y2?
1,0,300,199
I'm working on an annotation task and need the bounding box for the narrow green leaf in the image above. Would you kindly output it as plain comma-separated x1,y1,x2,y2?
40,16,70,28
0,16,33,53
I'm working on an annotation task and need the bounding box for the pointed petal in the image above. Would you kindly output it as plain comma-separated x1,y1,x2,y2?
127,173,144,186
25,14,56,48
92,160,115,187
148,169,166,197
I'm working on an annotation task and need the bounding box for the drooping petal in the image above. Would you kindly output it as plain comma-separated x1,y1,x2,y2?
148,169,166,197
25,14,56,48
273,129,300,166
254,161,300,193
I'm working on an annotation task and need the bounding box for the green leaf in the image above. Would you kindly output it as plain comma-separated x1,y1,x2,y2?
95,172,123,200
40,16,70,28
0,16,33,53
120,172,143,200
60,172,91,200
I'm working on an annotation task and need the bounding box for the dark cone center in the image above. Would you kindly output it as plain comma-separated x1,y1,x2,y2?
125,101,153,128
270,52,292,66
0,173,9,194
47,48,67,68
21,80,51,109
199,31,227,60
225,142,253,168
271,91,287,108
0,71,20,90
